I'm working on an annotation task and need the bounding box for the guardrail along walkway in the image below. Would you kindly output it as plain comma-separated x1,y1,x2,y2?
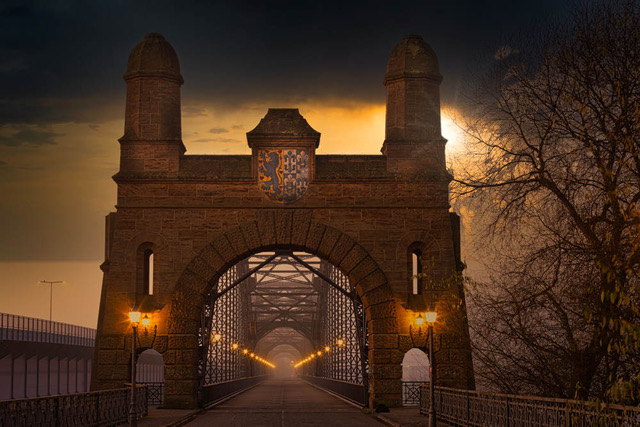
187,378,383,426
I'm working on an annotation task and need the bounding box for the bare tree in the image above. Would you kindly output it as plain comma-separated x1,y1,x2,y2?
454,0,640,401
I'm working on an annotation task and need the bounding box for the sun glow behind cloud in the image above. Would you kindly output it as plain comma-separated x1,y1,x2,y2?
181,101,387,155
442,107,467,161
181,101,464,158
0,102,471,326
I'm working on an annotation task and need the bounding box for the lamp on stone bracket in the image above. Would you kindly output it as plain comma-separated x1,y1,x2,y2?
136,313,157,351
409,310,428,349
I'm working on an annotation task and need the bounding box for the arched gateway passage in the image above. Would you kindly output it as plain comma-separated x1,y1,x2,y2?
199,250,369,404
91,33,475,412
164,215,394,408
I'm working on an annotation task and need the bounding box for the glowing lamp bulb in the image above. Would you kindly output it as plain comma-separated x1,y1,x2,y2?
213,333,222,342
128,311,141,324
141,314,150,326
415,313,425,326
317,351,322,356
324,346,330,352
243,349,249,354
232,343,239,350
425,311,438,324
337,339,344,346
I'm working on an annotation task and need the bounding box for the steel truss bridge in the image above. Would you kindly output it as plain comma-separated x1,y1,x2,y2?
199,250,369,405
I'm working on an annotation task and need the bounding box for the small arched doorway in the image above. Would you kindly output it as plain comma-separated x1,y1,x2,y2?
136,349,165,406
401,348,429,406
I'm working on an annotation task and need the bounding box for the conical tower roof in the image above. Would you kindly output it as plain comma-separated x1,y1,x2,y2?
124,33,183,83
384,34,441,84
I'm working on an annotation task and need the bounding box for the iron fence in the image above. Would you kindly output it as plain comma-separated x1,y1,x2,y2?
201,375,267,407
319,261,368,387
0,313,96,347
403,381,426,407
302,375,367,406
420,385,640,426
0,386,147,426
143,382,164,406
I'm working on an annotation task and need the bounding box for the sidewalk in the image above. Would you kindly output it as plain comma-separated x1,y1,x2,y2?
372,407,448,427
137,402,443,427
137,407,202,427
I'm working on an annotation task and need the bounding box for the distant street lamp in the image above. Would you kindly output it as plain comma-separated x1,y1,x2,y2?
128,311,141,427
425,311,438,427
39,280,63,321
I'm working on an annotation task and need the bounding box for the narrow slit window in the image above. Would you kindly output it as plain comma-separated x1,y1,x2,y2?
412,250,422,295
144,249,154,295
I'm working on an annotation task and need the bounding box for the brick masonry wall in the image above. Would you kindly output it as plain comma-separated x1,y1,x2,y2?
93,33,474,409
92,156,475,408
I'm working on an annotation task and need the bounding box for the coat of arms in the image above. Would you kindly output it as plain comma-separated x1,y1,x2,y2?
257,149,309,203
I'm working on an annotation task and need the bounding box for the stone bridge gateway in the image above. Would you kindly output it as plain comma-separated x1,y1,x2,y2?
91,33,475,409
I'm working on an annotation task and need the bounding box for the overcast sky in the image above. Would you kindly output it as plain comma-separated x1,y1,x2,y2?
0,0,568,324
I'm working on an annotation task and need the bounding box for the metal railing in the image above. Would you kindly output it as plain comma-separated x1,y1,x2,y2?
403,381,426,407
301,375,367,406
0,313,96,347
0,386,147,426
143,382,164,406
420,385,640,426
201,375,267,407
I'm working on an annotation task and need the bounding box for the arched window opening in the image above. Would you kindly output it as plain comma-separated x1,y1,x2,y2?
136,243,157,300
144,249,154,295
411,249,422,295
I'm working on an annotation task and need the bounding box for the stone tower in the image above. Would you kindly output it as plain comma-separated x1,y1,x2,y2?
120,33,185,173
383,34,446,174
92,33,475,409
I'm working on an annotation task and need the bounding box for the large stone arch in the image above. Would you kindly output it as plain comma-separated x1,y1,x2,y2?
161,209,399,408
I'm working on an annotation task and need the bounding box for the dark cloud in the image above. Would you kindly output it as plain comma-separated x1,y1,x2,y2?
0,0,567,128
494,46,520,61
0,163,44,170
209,127,229,134
0,98,122,126
183,106,208,117
0,1,571,262
0,129,62,147
0,58,28,73
3,5,32,17
192,137,240,144
212,138,240,143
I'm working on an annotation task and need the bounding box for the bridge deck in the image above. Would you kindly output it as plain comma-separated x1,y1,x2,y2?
187,378,384,426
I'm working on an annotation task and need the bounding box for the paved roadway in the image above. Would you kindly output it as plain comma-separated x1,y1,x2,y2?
187,378,385,426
